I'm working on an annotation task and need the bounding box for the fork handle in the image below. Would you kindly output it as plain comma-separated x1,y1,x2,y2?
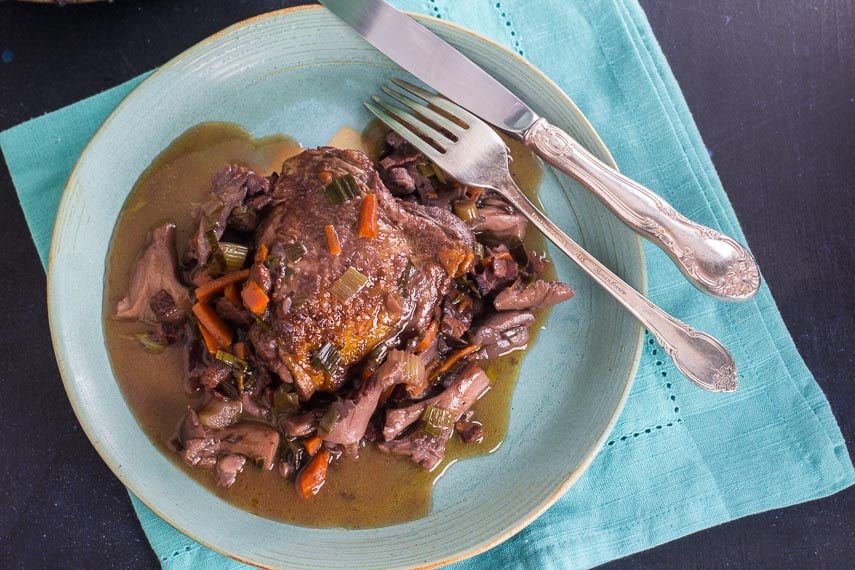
523,118,760,302
494,173,737,392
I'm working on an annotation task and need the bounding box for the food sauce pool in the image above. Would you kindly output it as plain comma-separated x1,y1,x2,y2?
103,122,553,528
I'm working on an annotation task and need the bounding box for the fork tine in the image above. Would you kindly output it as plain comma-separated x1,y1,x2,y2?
379,85,464,137
363,101,446,159
390,78,480,125
368,96,452,153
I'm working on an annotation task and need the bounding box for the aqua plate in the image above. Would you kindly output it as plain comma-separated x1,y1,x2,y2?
48,6,645,569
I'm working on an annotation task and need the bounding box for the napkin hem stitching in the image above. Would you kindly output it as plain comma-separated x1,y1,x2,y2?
492,1,525,57
426,0,443,20
604,417,683,448
606,330,684,447
159,543,202,563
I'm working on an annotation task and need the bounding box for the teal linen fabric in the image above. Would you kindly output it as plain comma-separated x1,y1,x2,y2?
2,1,851,568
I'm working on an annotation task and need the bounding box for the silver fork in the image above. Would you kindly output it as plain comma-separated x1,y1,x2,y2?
366,79,737,392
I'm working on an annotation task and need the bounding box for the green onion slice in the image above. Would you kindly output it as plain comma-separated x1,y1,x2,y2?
310,342,342,374
219,242,249,273
367,343,389,366
453,200,479,222
430,162,446,183
284,437,303,458
134,333,165,354
416,161,446,183
422,404,455,437
253,315,271,332
323,174,361,206
388,350,426,389
329,266,369,303
215,349,250,375
273,390,301,416
204,229,228,274
319,406,342,434
284,242,307,263
416,162,434,178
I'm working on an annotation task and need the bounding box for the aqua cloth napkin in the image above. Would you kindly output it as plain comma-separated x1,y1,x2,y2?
2,0,852,568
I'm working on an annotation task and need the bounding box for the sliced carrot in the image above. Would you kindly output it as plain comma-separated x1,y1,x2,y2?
241,280,269,315
254,243,269,263
297,448,330,499
192,302,233,349
357,193,378,238
194,269,251,301
303,434,323,456
464,185,485,201
438,246,474,278
198,322,219,355
427,344,481,384
414,319,439,353
223,282,241,306
324,224,342,256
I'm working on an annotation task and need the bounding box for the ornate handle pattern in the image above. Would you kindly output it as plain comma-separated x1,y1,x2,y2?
524,118,760,301
493,172,737,392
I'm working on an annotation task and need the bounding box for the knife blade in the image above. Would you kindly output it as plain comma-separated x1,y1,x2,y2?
319,0,761,302
318,0,538,136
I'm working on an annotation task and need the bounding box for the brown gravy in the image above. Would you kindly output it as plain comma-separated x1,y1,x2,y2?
103,122,550,528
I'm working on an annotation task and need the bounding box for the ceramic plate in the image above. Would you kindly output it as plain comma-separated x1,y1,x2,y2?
48,7,645,569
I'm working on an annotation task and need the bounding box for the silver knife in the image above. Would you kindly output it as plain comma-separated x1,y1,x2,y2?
320,0,761,302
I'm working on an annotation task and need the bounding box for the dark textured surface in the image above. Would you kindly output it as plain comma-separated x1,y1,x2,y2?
0,0,852,568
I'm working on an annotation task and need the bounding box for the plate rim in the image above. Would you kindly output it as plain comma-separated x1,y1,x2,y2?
46,5,646,568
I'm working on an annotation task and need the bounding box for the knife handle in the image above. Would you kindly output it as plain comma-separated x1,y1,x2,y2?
523,118,760,301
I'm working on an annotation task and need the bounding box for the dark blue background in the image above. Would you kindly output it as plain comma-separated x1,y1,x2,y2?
0,1,852,567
